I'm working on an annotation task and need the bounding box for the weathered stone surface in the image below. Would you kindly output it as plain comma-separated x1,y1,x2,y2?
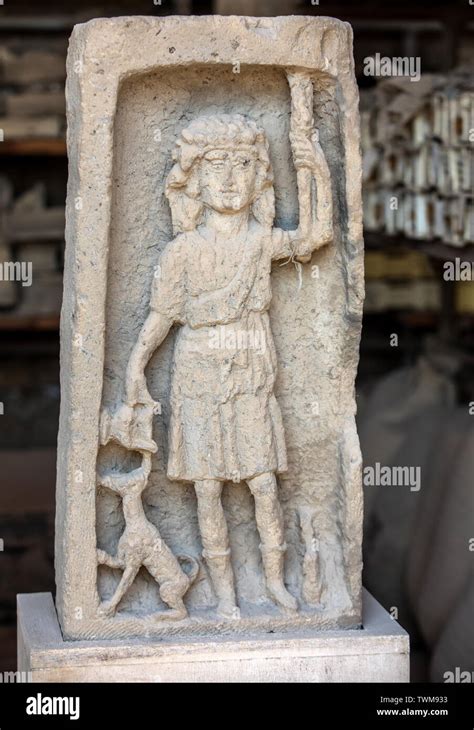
56,15,364,641
18,591,409,682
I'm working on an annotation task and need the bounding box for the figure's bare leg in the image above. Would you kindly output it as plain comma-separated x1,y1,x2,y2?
194,480,238,619
98,562,140,617
247,472,298,613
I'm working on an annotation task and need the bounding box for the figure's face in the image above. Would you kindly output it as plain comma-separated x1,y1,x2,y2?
198,147,258,214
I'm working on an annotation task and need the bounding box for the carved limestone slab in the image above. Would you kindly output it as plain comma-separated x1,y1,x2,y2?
57,15,364,640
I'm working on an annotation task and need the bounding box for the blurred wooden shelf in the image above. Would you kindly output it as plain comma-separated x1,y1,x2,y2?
0,315,60,331
416,241,474,263
0,15,75,32
398,311,441,327
364,232,474,262
0,139,66,157
6,230,65,243
364,310,440,326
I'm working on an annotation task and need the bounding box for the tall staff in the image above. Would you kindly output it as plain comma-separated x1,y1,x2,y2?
287,70,333,264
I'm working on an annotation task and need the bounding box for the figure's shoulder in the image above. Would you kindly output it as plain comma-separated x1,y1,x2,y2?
248,220,273,245
159,231,193,264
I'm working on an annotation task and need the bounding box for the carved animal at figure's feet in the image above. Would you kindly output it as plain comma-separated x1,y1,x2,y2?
96,455,199,619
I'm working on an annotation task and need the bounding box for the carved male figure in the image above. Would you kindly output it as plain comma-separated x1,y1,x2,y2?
110,75,333,618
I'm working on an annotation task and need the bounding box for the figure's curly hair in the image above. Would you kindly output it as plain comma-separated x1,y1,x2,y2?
165,114,275,234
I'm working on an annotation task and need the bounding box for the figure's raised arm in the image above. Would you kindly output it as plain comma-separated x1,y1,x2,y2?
284,70,333,263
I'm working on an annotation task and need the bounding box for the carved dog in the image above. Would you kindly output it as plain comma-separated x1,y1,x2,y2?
97,453,199,620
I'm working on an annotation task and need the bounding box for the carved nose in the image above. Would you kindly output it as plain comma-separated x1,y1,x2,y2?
222,163,236,189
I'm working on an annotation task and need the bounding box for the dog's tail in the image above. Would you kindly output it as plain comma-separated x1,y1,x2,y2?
177,555,200,586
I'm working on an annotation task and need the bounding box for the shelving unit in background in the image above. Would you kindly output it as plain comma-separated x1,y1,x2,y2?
364,232,474,263
364,234,474,338
0,315,60,331
0,139,66,156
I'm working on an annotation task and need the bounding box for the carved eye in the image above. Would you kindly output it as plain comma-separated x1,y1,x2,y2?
241,159,251,168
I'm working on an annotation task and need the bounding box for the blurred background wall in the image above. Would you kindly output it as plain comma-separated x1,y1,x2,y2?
0,0,473,681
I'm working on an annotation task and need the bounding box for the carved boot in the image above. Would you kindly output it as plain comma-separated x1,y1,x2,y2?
260,543,298,613
203,548,239,619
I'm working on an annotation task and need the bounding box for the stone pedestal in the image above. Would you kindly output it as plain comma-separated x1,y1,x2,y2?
18,589,409,682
